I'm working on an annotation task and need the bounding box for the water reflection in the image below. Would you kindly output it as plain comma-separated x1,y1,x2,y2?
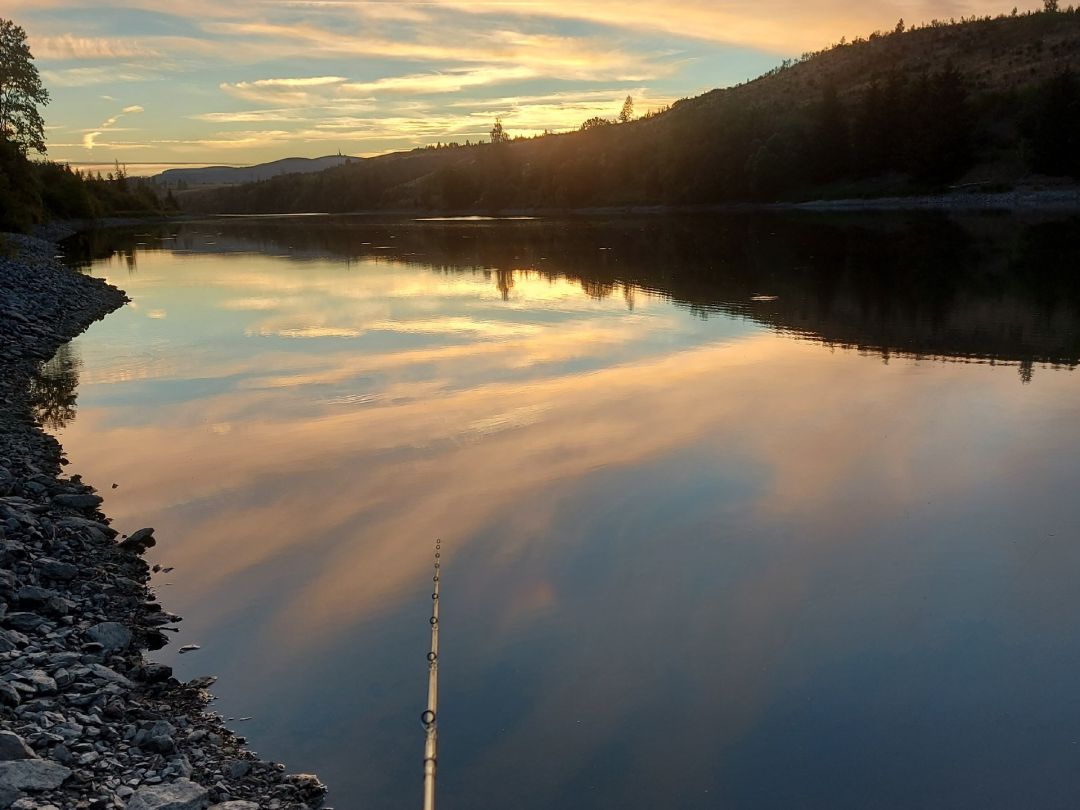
64,212,1080,375
29,343,82,430
52,215,1080,810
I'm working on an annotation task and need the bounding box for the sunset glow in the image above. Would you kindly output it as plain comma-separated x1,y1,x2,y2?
18,0,1041,170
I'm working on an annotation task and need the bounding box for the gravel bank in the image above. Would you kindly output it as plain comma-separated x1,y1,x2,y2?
788,187,1080,211
0,233,327,809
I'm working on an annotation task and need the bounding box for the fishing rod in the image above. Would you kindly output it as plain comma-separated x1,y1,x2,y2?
422,539,442,810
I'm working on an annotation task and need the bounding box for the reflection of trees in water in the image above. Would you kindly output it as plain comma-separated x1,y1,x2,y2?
61,230,140,275
63,214,1080,375
492,268,514,301
120,247,137,274
29,343,81,430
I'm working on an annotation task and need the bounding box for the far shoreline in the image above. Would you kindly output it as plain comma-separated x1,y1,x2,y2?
174,184,1080,222
30,184,1080,243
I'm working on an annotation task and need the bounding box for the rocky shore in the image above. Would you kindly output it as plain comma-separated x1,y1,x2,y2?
0,232,327,809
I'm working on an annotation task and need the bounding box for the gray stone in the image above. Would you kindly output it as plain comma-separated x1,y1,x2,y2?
0,759,71,791
0,733,35,762
52,493,102,510
287,772,327,797
85,621,131,653
119,527,156,553
145,735,176,755
138,663,173,683
124,778,210,810
0,629,23,654
0,683,19,707
209,803,258,810
145,721,176,738
56,516,117,538
32,559,77,582
0,786,20,808
227,760,251,779
15,586,54,606
3,614,44,634
15,670,56,694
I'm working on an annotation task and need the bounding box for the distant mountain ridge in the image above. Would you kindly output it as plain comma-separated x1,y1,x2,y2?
156,155,360,188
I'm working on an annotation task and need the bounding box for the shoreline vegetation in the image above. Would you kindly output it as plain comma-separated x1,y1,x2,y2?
0,228,326,809
0,139,175,234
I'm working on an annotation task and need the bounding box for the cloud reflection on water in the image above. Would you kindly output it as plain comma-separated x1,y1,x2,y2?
52,218,1080,809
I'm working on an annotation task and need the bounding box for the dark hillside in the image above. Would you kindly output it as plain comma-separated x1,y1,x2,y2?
705,10,1080,106
187,10,1080,215
156,155,358,189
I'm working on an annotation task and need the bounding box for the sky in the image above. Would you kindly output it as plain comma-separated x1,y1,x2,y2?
10,0,1038,173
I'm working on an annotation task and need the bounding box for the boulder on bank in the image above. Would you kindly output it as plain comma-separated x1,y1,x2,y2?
125,778,210,810
0,759,71,791
85,620,133,653
0,732,35,761
119,527,157,554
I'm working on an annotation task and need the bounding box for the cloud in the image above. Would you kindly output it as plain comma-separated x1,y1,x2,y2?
83,104,146,150
153,131,296,150
443,88,681,133
191,109,311,123
208,22,672,81
42,66,158,87
247,76,348,88
341,66,536,95
383,0,1030,52
63,136,152,151
32,34,161,61
19,0,1045,58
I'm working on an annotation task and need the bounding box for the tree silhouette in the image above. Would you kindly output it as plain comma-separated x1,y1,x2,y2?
1023,69,1080,177
619,95,634,123
810,83,849,180
490,117,508,144
0,18,48,154
1044,0,1059,11
579,116,612,131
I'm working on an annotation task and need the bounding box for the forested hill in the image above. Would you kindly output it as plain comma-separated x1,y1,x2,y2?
156,155,358,189
186,9,1080,215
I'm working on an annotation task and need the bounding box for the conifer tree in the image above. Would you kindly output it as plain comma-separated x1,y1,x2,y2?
0,18,49,154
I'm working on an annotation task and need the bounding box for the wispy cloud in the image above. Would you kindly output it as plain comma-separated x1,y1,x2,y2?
19,0,1043,56
32,34,161,60
42,65,161,87
341,66,536,95
207,22,671,81
191,109,312,123
246,76,349,88
83,104,146,150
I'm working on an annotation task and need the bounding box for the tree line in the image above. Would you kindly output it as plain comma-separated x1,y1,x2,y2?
192,59,1080,214
0,17,171,232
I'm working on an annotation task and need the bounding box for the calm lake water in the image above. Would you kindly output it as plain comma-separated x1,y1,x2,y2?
41,214,1080,809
